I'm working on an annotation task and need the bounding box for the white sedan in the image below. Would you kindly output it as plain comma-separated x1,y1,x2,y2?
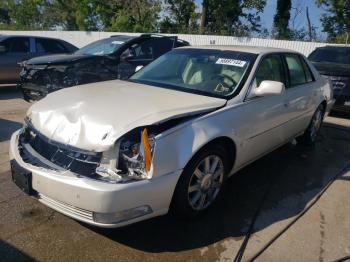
10,46,333,227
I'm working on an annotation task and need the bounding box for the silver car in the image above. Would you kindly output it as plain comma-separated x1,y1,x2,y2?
10,46,334,228
0,35,77,85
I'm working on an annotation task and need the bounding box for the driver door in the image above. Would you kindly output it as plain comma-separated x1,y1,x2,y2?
117,37,177,79
233,54,290,168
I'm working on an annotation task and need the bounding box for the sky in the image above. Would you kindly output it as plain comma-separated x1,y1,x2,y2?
194,0,326,37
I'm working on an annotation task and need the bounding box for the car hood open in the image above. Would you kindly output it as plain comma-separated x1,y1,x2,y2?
27,80,226,152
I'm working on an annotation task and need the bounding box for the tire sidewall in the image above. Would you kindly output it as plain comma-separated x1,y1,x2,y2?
301,104,325,145
171,143,230,218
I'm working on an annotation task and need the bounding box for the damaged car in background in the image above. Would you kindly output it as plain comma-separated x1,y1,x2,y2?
308,45,350,113
10,46,333,228
18,34,189,101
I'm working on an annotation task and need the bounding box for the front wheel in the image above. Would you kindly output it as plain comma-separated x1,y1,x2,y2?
297,105,324,145
171,144,229,218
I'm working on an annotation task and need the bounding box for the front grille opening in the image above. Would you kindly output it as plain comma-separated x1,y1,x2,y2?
19,126,102,177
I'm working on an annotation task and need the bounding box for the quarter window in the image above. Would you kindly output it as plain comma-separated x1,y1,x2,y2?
255,55,285,87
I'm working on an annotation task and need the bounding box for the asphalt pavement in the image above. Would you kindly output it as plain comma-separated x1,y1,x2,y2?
1,87,349,262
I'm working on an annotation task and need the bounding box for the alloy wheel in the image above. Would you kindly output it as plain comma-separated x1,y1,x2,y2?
310,108,323,142
187,155,224,210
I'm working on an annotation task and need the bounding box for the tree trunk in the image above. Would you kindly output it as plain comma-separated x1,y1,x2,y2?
306,6,313,41
200,0,208,34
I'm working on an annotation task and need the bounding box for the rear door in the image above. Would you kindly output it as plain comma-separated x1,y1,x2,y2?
281,53,317,138
0,36,32,83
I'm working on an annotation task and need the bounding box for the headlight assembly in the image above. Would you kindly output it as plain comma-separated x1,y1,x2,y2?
95,127,155,183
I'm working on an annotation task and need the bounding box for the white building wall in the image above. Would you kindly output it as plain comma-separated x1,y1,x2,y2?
0,30,343,56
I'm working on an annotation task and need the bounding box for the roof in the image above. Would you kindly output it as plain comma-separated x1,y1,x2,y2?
317,45,350,49
109,35,136,41
179,45,297,54
110,34,189,44
0,34,64,41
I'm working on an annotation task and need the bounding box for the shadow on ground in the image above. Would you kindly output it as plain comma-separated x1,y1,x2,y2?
90,122,350,253
0,87,22,100
330,111,350,120
0,118,22,142
0,240,34,262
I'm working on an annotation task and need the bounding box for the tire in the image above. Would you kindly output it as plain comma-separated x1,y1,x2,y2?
297,104,325,146
171,143,230,218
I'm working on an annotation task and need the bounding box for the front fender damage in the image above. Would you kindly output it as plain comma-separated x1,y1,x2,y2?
94,110,216,182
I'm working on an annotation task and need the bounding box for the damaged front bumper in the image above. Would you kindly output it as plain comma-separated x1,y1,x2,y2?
18,82,49,102
19,65,52,101
18,64,76,102
9,130,181,228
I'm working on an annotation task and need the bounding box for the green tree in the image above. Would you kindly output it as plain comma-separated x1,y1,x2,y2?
4,0,45,30
0,0,116,31
273,0,291,39
316,0,350,43
0,2,10,25
42,0,108,30
160,0,198,33
109,0,160,32
200,0,266,36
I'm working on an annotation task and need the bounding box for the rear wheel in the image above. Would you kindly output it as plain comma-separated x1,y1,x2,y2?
297,104,324,145
171,144,229,218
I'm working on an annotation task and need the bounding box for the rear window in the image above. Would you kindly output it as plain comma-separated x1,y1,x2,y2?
308,47,350,65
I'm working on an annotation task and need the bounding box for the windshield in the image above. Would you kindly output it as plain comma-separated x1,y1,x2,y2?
75,38,126,55
130,48,256,98
308,47,350,65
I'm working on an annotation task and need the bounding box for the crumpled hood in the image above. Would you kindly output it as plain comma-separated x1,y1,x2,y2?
27,80,226,152
26,54,94,66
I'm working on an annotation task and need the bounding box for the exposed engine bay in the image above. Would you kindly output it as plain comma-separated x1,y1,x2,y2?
18,58,119,101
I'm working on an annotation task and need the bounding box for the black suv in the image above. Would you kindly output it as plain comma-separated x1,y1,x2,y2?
19,34,189,101
0,35,77,86
308,46,350,113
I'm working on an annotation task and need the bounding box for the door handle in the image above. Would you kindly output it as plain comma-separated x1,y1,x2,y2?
284,101,290,107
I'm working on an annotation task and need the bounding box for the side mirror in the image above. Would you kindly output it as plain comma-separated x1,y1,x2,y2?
135,65,143,72
251,80,285,97
0,45,6,53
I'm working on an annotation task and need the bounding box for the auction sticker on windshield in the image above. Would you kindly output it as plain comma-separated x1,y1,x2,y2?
216,58,247,67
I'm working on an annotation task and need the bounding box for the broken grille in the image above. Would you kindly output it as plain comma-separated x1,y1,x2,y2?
19,126,102,177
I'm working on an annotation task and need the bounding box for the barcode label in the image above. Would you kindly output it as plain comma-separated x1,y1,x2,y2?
216,58,247,67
